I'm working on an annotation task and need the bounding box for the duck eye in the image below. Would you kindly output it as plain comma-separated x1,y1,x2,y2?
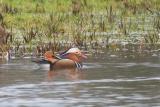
75,52,80,55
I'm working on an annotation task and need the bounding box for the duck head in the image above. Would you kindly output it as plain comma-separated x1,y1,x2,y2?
60,48,87,63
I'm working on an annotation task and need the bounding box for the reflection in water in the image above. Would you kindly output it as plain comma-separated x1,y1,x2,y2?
47,68,84,81
0,54,160,107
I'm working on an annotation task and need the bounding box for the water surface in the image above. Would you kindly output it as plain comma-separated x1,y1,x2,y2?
0,53,160,107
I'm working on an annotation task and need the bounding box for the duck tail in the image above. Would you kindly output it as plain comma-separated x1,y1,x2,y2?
32,59,50,64
43,51,55,62
32,51,61,64
44,51,62,63
32,51,55,64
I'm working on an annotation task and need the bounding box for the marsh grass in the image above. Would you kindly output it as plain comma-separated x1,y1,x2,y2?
0,0,159,55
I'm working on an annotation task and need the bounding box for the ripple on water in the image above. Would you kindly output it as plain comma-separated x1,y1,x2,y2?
114,63,137,68
0,63,40,71
0,76,160,107
114,62,160,68
1,77,160,92
0,98,71,107
83,63,102,69
44,77,160,85
0,62,102,71
1,61,159,72
140,62,160,68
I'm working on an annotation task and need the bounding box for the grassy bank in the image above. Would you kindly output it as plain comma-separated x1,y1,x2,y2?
0,0,159,54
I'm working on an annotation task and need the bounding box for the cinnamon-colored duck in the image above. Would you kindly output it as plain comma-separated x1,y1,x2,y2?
34,48,87,70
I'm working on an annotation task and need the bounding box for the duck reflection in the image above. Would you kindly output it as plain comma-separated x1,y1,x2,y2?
47,68,84,81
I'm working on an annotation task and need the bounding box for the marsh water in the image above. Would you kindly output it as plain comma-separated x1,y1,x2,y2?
0,51,160,107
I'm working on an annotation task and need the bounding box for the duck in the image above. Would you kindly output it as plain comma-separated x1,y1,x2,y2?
33,48,87,70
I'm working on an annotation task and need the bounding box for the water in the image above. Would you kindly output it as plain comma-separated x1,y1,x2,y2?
0,53,160,107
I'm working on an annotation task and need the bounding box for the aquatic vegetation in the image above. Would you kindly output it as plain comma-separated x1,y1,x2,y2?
0,0,159,56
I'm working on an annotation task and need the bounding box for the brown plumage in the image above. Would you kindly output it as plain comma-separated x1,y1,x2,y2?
44,48,87,70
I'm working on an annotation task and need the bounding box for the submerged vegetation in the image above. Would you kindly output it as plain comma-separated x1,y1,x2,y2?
0,0,160,56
